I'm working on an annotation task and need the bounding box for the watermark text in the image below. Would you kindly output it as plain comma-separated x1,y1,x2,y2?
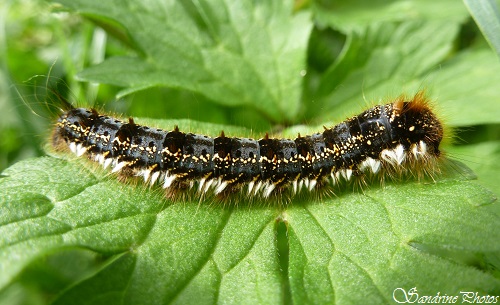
393,287,499,304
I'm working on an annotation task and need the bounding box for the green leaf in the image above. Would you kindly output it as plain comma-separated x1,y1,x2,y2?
424,48,500,126
53,0,312,123
310,20,460,123
287,181,499,304
0,156,281,304
464,0,500,59
309,20,500,127
313,0,468,33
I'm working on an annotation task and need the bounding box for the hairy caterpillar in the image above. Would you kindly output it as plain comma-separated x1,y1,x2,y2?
51,92,445,199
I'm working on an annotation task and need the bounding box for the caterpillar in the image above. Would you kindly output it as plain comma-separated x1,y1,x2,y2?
51,92,444,199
